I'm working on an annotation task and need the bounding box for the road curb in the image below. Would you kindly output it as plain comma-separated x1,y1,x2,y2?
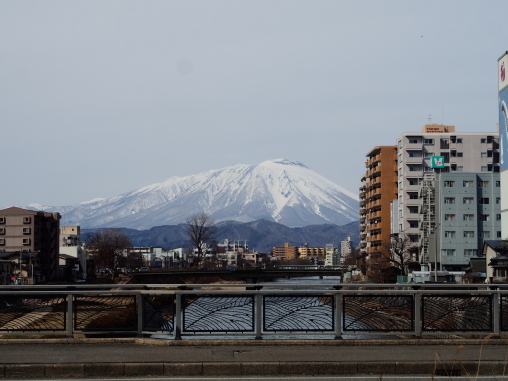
1,337,508,346
0,361,506,378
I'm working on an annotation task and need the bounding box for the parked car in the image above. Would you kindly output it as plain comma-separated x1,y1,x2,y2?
139,267,150,272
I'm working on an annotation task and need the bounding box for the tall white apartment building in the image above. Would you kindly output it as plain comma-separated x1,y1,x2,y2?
397,125,500,246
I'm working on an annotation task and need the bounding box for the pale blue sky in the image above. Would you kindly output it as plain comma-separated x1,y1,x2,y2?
0,0,506,208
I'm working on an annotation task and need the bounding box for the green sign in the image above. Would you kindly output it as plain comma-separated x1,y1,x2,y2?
430,156,445,169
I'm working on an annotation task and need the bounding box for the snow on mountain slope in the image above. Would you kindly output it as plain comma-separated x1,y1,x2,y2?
27,159,359,229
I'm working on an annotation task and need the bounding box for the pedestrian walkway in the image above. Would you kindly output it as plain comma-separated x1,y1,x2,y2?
0,338,507,378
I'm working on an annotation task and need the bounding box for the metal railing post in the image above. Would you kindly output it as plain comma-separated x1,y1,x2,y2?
66,293,73,338
414,292,422,338
137,293,143,336
493,291,500,338
334,291,342,339
255,293,262,340
174,293,182,340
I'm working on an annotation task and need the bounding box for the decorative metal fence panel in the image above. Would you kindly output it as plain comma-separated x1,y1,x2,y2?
501,295,508,331
422,295,492,332
143,294,175,332
1,286,508,339
74,294,137,332
0,294,66,331
263,294,334,332
342,294,413,332
182,294,255,333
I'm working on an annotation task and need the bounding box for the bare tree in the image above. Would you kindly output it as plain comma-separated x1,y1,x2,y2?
85,229,132,277
371,233,416,278
186,213,218,267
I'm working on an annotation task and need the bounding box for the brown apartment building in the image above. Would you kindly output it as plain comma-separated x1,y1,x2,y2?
359,146,398,258
0,207,61,283
272,243,299,261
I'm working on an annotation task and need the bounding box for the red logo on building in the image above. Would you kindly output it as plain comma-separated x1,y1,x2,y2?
501,62,506,83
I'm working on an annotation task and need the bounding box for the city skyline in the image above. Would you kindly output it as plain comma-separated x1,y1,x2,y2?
1,1,506,208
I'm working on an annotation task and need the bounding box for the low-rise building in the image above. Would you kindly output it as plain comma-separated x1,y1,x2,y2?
0,207,61,283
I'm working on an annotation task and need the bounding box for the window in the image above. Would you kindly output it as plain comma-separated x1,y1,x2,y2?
481,138,487,143
445,214,456,221
409,165,422,172
22,227,31,234
464,249,477,256
442,249,456,256
496,197,501,204
408,178,419,186
478,181,489,188
409,138,418,144
0,239,4,246
0,217,4,224
480,214,490,221
464,231,475,238
498,231,502,238
424,138,434,144
22,238,30,245
463,214,474,221
424,152,434,158
481,152,487,157
408,221,419,228
0,228,4,235
456,152,463,157
409,235,419,243
408,206,419,214
408,192,419,200
408,152,421,157
481,166,488,172
23,216,31,224
496,181,501,187
463,180,473,187
444,197,455,204
444,181,455,187
480,231,491,238
444,231,456,238
456,166,463,172
479,198,490,205
463,197,474,204
456,138,463,143
497,214,502,221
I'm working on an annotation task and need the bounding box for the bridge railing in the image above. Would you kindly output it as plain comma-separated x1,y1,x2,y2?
0,283,507,339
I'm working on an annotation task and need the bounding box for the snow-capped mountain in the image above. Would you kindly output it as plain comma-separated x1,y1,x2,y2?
28,159,359,229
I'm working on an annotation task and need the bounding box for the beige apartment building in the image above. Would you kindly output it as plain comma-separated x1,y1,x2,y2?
0,207,61,283
359,146,398,257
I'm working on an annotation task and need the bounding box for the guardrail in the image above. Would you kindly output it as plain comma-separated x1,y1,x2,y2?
1,283,507,339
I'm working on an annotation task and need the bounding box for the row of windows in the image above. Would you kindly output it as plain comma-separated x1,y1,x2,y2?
444,213,501,221
444,230,501,237
0,227,31,235
407,179,501,187
0,238,31,245
443,247,497,257
443,197,500,205
0,216,31,224
444,180,500,187
406,137,494,145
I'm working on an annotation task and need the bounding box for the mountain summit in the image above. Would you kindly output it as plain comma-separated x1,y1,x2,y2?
29,159,359,229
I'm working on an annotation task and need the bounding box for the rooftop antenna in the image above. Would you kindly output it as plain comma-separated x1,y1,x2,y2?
427,114,432,124
441,106,444,125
